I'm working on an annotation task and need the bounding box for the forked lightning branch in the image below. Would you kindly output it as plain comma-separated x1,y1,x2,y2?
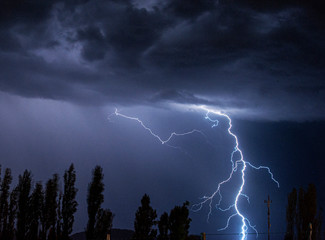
111,105,279,240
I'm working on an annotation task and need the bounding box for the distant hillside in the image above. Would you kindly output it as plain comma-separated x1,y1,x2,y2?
71,228,134,240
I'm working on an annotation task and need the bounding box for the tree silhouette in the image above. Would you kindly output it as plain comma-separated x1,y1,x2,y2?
168,201,191,240
298,185,317,240
62,164,78,240
315,209,322,240
132,194,157,240
0,168,12,237
157,212,169,240
44,174,59,240
16,170,32,240
296,187,304,240
86,166,104,240
6,187,18,240
94,208,114,240
285,184,322,240
27,182,43,240
284,188,297,240
56,192,63,240
0,164,118,240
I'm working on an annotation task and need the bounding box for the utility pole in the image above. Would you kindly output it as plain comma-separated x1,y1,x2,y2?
264,195,272,240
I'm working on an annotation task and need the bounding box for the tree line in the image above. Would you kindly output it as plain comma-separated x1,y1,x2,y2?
0,164,114,240
285,183,323,240
3,164,323,240
132,194,195,240
0,164,196,240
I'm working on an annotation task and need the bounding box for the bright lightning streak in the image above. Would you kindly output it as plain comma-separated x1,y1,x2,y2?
112,106,279,240
113,108,204,145
193,106,279,240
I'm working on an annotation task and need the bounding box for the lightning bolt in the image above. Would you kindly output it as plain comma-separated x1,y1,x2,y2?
192,106,279,240
113,108,205,146
111,106,279,240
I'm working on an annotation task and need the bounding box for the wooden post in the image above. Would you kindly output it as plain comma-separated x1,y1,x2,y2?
201,232,206,240
106,233,110,240
309,223,312,240
264,195,272,240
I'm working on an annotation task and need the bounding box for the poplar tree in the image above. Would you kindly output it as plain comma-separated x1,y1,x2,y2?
0,168,12,235
285,184,322,240
284,188,297,240
297,185,317,240
27,182,43,240
158,212,169,240
315,211,322,240
44,174,59,240
0,165,1,239
132,194,157,240
168,201,191,240
6,187,18,240
86,166,104,240
303,184,318,240
94,208,113,240
296,187,304,240
62,164,78,240
56,192,62,240
16,170,32,240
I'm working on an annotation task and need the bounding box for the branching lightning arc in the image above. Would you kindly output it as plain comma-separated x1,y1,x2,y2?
111,106,279,240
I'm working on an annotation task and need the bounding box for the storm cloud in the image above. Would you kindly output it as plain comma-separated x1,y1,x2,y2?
0,0,324,120
1,1,325,235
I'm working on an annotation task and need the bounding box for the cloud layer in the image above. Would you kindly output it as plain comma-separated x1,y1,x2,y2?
0,0,324,120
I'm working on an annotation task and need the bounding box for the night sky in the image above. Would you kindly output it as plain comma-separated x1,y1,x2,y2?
0,0,324,239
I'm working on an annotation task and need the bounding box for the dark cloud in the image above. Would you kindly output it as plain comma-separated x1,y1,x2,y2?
1,1,325,236
164,0,217,18
151,89,211,105
77,26,108,61
0,29,21,52
0,0,57,26
0,0,324,120
233,0,325,15
145,6,256,68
